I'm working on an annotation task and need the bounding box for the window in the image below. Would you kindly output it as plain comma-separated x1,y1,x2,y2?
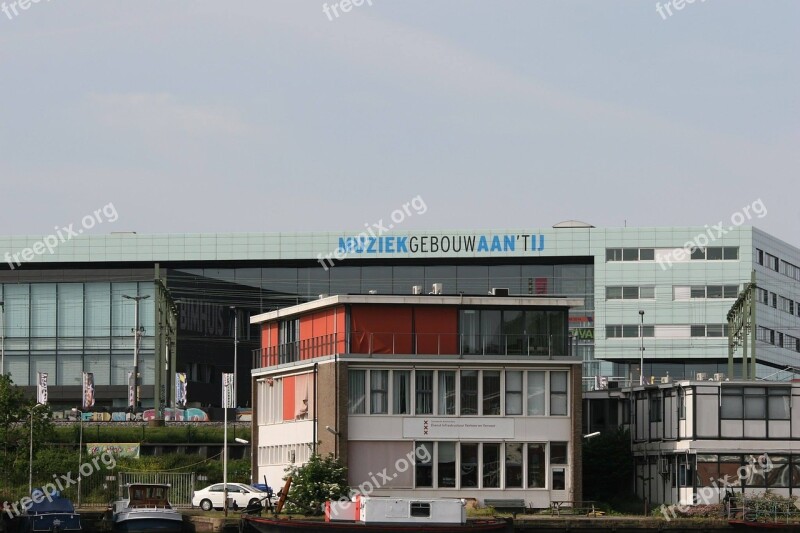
606,248,623,261
348,370,366,414
707,286,723,298
622,249,638,261
607,287,622,299
437,371,456,415
482,443,500,488
706,247,723,260
460,443,479,488
691,247,706,260
551,442,568,464
393,370,410,415
744,387,766,419
642,325,654,337
460,371,478,415
552,468,566,491
483,371,501,415
768,388,790,420
505,443,523,488
410,502,431,517
550,372,568,416
691,286,706,298
460,310,481,355
721,387,744,419
438,442,456,488
370,370,388,414
622,325,639,338
707,324,725,337
691,325,706,337
527,444,546,488
771,293,778,308
639,248,655,261
622,286,639,299
415,442,433,487
639,286,656,299
527,371,546,415
757,249,764,265
606,325,622,338
505,371,523,415
724,285,739,298
678,389,686,419
649,393,662,422
415,371,433,415
724,247,739,260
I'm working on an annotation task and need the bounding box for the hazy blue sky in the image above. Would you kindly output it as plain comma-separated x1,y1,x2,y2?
1,1,797,242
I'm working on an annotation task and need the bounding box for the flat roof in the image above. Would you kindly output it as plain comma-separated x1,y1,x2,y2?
251,294,585,323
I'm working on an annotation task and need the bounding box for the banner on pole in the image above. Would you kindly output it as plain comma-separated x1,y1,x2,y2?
37,372,48,405
222,373,234,409
127,371,135,409
176,373,188,408
82,372,95,409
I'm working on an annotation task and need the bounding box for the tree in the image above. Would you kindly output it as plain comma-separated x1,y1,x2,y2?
0,373,54,495
582,427,634,505
282,453,350,516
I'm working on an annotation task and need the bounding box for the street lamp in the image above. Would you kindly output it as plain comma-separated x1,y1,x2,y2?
639,310,645,386
71,408,84,507
29,403,47,496
1,299,5,376
122,295,149,410
230,306,238,408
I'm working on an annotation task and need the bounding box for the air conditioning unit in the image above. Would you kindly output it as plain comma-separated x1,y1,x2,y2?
431,283,443,295
695,372,708,381
368,289,378,295
713,373,726,382
318,293,329,299
607,381,620,390
660,376,672,384
412,285,423,295
490,288,510,297
659,457,670,474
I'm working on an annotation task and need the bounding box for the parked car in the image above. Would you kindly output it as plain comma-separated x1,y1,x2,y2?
192,483,273,511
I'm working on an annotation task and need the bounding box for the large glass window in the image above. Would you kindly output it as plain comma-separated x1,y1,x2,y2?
768,388,790,420
438,442,456,488
483,371,501,415
415,371,433,415
527,444,546,488
527,371,546,415
111,283,138,337
503,310,525,355
550,372,568,416
30,284,56,338
481,310,502,355
460,443,479,488
5,284,30,338
526,310,548,355
505,443,523,488
84,283,111,337
721,387,743,419
744,387,766,420
482,443,500,488
415,442,433,488
460,371,478,415
505,371,523,415
437,371,456,415
57,283,84,338
393,370,410,415
460,310,480,355
348,370,366,414
370,370,388,414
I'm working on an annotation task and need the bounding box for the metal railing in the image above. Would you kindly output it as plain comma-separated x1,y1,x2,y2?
119,472,196,508
253,332,570,368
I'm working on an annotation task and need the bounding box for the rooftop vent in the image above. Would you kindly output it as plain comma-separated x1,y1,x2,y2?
490,288,510,297
695,372,708,381
412,285,423,295
368,290,378,295
713,373,726,382
318,294,329,299
430,283,443,295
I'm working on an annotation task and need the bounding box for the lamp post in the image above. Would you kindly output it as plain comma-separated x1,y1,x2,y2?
1,299,5,376
122,295,150,410
29,403,46,496
230,307,238,408
71,408,83,507
638,310,645,386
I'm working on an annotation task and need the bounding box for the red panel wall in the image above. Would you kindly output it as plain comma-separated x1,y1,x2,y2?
298,305,345,359
350,305,413,354
282,375,295,422
260,323,279,366
414,306,459,355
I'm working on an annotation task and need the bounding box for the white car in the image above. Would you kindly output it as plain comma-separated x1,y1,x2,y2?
192,483,272,511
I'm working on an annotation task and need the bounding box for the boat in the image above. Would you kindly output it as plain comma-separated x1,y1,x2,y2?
241,495,511,533
726,492,800,531
20,490,81,533
111,483,184,533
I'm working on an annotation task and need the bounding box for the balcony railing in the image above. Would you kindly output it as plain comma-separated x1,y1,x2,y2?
253,332,570,369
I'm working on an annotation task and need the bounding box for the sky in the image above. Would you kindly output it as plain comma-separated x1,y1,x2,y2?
0,1,797,243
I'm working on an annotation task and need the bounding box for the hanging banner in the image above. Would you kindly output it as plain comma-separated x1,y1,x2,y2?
82,372,95,409
175,373,188,408
37,372,48,405
222,373,234,408
128,371,135,409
